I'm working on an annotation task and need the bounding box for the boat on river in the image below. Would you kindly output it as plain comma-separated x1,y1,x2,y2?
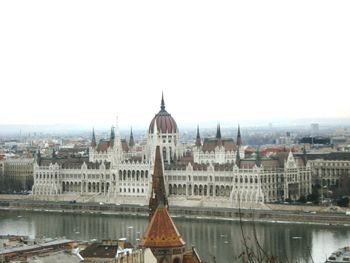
326,247,350,262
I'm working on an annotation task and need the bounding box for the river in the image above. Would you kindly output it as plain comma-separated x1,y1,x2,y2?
0,209,349,263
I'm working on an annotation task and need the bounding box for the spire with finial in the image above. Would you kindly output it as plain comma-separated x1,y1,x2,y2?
195,125,202,147
236,124,242,147
129,127,135,147
148,145,168,221
160,92,165,111
216,123,222,139
91,128,97,148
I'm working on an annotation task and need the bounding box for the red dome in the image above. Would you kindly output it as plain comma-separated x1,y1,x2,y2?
148,95,178,134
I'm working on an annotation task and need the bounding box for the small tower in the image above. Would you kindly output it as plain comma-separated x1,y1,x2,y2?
140,145,203,263
195,125,202,147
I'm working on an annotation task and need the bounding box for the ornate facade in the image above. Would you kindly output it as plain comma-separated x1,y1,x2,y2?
32,94,312,207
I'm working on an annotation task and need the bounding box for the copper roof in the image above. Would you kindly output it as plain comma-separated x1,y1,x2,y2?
139,206,185,248
148,94,178,134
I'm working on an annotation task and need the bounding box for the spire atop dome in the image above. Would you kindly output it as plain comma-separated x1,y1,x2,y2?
149,92,178,134
161,92,165,111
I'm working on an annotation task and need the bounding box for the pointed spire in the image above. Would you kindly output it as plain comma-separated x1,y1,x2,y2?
129,127,135,147
216,123,222,139
236,124,242,147
195,125,201,147
160,92,165,111
91,128,97,148
149,145,168,221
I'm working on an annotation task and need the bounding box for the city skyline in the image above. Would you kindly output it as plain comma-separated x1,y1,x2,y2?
1,1,349,127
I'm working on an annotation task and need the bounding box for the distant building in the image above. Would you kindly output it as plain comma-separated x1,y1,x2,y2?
299,136,331,145
32,94,311,207
2,157,34,192
295,151,350,189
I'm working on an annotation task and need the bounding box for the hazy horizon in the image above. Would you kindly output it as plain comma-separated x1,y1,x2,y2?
1,1,349,127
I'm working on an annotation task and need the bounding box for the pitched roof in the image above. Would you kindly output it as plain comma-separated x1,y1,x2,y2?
202,138,235,152
96,140,110,152
139,206,185,248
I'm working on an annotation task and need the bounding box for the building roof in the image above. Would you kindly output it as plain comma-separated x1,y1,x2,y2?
80,243,118,259
148,93,178,134
202,138,235,152
121,139,129,152
40,157,111,169
96,140,110,152
139,206,186,248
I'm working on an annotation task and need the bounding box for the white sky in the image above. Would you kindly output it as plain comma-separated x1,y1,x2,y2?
0,0,349,128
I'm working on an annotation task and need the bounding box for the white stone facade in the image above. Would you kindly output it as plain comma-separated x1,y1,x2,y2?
32,97,312,207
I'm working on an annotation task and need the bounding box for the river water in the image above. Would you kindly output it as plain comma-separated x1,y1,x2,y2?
0,209,349,263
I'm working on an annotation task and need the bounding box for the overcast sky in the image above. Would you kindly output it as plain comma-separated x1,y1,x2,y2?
0,0,349,129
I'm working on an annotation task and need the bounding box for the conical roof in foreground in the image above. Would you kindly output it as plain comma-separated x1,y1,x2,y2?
139,202,185,248
140,145,185,248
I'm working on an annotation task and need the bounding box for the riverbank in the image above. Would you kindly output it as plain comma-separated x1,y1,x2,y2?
0,195,350,226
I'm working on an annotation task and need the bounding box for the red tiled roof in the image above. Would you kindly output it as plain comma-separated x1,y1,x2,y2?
139,206,186,248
